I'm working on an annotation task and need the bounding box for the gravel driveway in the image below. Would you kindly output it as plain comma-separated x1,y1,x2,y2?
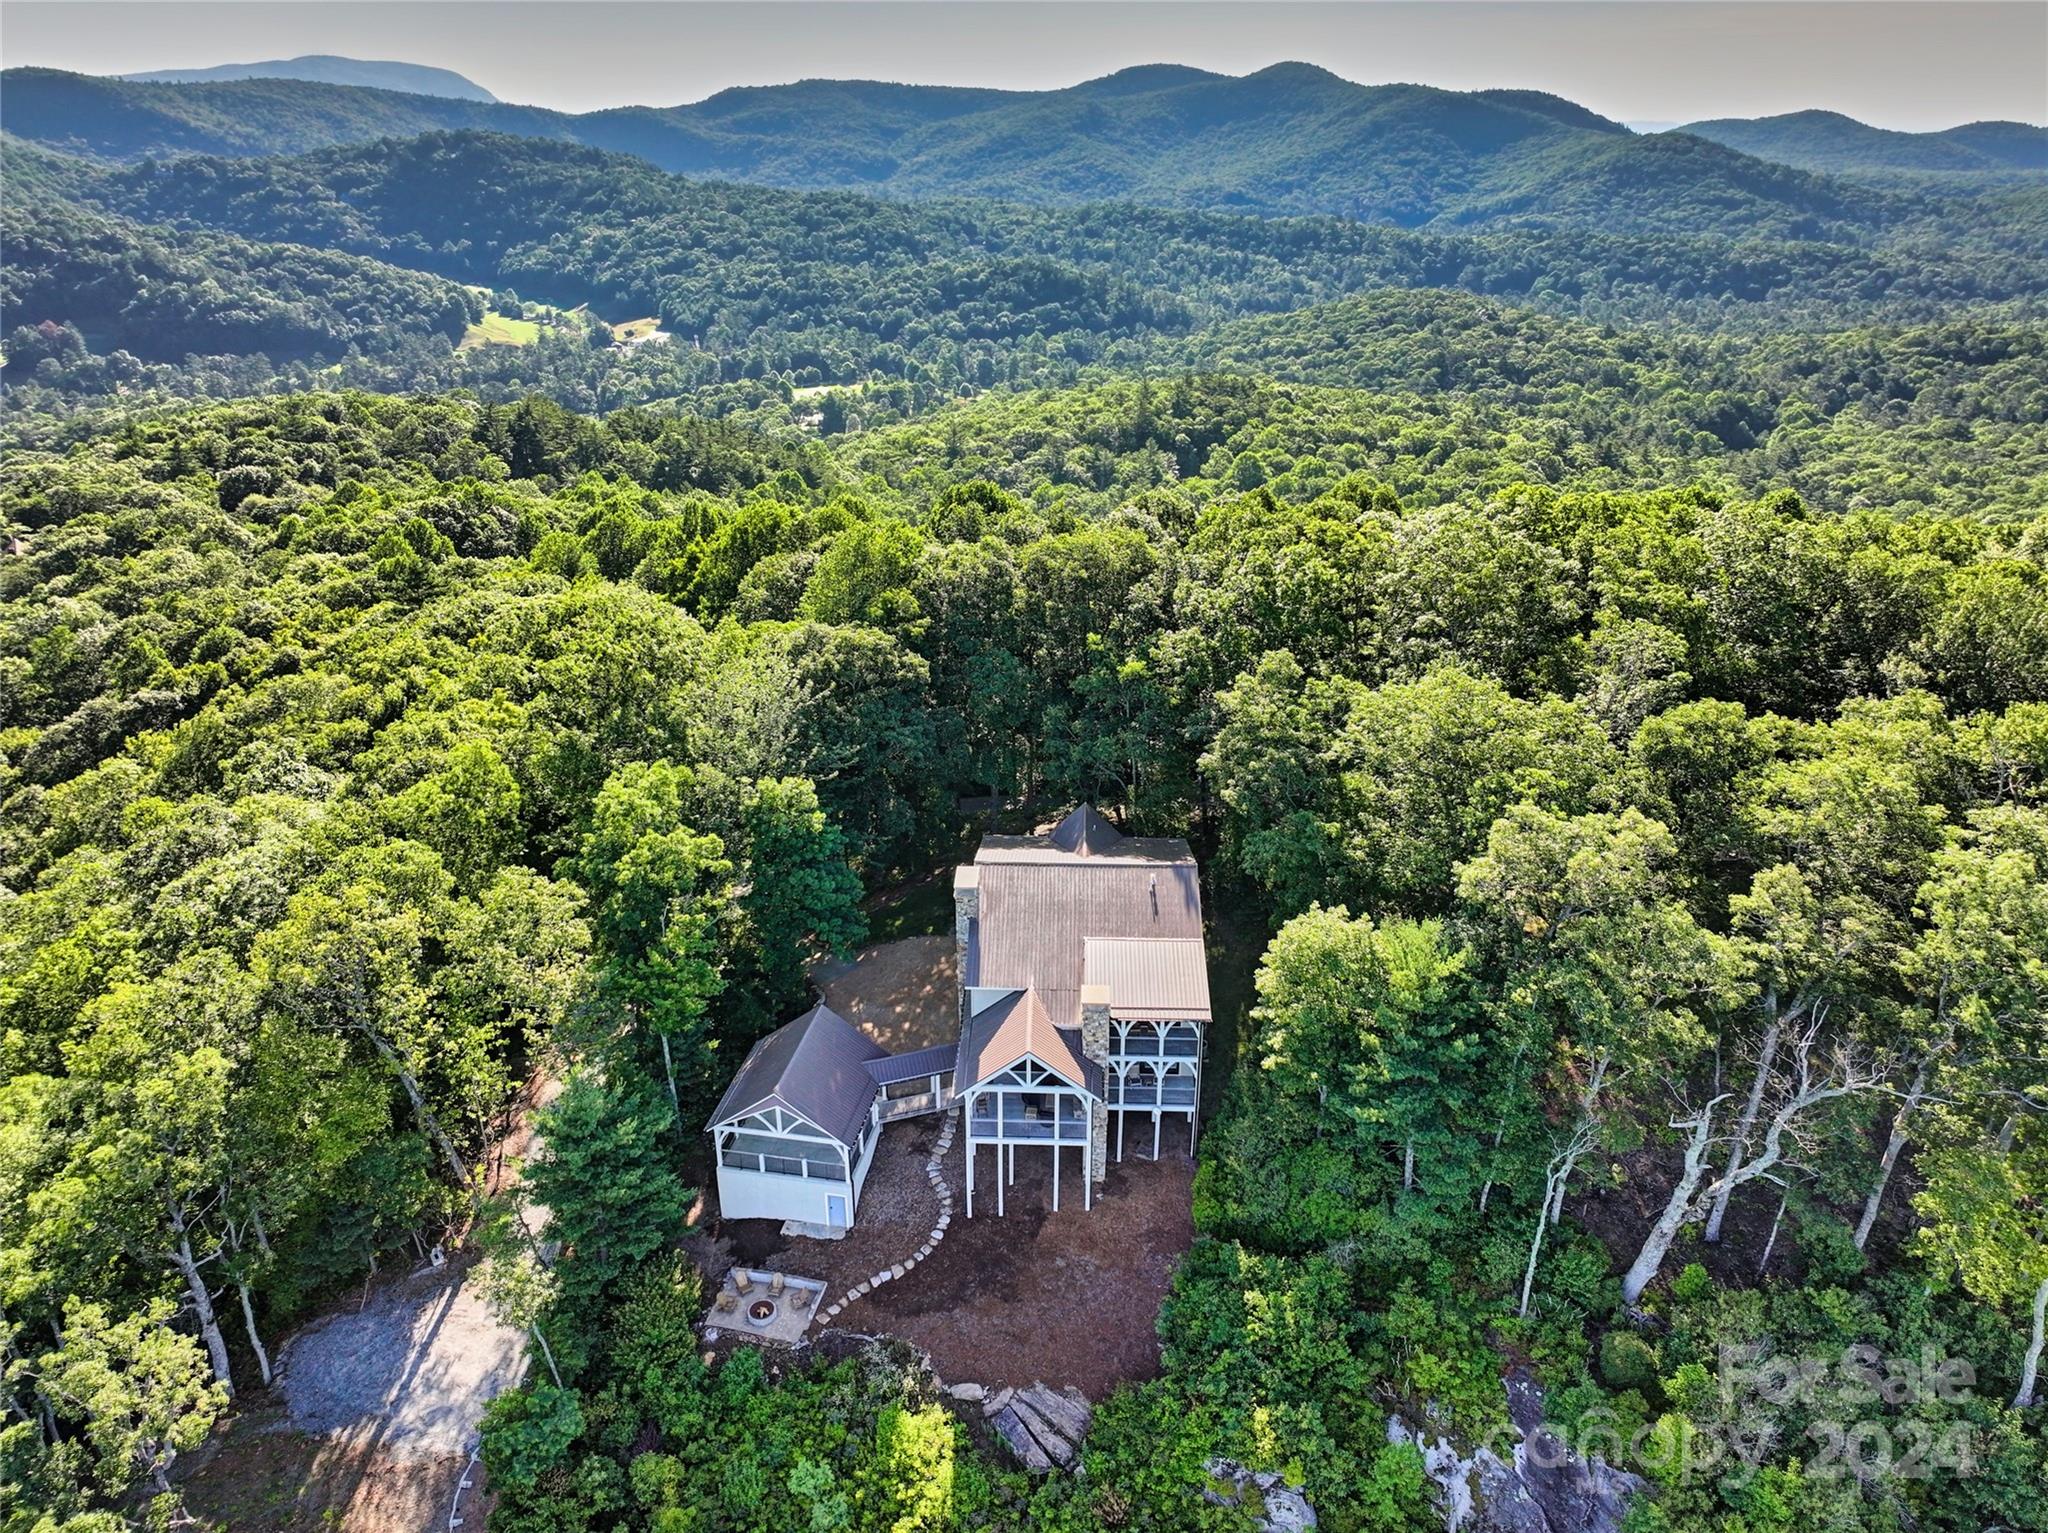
275,1256,526,1461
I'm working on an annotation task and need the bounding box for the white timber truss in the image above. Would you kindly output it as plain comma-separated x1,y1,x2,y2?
1107,1018,1203,1161
963,1055,1095,1217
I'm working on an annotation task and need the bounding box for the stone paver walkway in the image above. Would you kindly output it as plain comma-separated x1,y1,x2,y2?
818,1107,956,1323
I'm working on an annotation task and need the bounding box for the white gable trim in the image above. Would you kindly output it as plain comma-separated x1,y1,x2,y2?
708,1097,840,1144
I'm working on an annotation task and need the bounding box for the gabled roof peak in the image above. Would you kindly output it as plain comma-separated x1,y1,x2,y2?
1048,803,1125,857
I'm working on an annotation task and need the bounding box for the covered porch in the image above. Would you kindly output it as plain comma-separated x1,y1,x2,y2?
963,1058,1097,1216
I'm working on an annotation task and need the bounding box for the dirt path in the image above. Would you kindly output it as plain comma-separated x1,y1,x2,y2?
812,935,958,1052
183,1074,564,1531
180,1255,524,1531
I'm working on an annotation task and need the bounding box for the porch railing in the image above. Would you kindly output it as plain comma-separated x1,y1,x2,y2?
879,1085,956,1122
966,1111,1089,1142
1108,1081,1199,1108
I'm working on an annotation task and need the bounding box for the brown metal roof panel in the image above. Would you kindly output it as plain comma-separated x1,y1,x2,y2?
973,861,1205,1025
1082,937,1212,1018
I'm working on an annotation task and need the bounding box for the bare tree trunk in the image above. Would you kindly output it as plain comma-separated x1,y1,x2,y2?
1517,1193,1551,1323
530,1322,564,1390
1705,1017,1782,1244
1402,1136,1415,1194
1520,1126,1593,1320
1478,1125,1503,1214
1621,1107,1718,1304
1854,1053,1932,1251
1547,1052,1611,1226
2017,1275,2048,1411
236,1282,273,1387
658,1032,680,1123
363,1027,473,1189
165,1207,233,1396
1758,1188,1789,1274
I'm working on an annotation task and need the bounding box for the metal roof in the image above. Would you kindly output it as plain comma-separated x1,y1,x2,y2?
956,988,1100,1094
865,1044,959,1086
976,802,1192,867
706,1002,885,1149
1050,803,1125,856
1082,937,1213,1019
971,856,1205,1027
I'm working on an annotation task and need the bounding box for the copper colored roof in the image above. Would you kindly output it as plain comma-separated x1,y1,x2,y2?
1082,937,1212,1018
956,988,1099,1093
706,1003,884,1148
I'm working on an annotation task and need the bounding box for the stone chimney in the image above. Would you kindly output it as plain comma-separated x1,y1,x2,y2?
1079,983,1112,1184
952,864,979,1027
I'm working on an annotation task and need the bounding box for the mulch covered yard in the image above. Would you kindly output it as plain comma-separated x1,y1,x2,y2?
694,1111,1196,1400
848,1114,1195,1398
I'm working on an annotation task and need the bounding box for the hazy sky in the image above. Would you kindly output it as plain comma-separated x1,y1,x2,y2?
7,2,2045,131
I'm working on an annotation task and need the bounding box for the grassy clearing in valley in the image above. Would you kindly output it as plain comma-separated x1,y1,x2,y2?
457,311,541,350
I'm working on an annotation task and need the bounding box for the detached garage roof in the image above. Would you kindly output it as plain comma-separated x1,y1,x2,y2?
707,1003,884,1149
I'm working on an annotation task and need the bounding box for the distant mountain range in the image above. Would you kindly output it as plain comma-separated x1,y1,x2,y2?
118,54,496,102
4,63,2038,238
1677,109,2047,175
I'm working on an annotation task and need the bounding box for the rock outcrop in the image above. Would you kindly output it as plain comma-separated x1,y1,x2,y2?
972,1381,1094,1470
1204,1459,1318,1531
1389,1368,1644,1533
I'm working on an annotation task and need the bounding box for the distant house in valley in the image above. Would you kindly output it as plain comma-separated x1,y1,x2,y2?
706,805,1210,1230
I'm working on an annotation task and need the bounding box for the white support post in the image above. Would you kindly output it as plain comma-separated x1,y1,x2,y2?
1084,1122,1092,1211
1052,1143,1060,1212
1153,1111,1162,1161
997,1100,1005,1218
1117,1101,1126,1161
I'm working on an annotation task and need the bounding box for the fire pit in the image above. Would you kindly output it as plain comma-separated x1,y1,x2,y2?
705,1268,827,1345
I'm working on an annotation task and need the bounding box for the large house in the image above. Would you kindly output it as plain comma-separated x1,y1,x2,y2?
707,806,1210,1230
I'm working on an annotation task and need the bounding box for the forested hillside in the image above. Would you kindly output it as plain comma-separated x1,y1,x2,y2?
2,194,479,363
1678,110,2048,177
120,54,499,102
4,382,2047,1531
5,62,2030,231
8,128,2045,435
2,53,2044,1533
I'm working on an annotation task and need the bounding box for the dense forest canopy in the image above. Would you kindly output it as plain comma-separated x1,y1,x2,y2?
1,54,2044,1533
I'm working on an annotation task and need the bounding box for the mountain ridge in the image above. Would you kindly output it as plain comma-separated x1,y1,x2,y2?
118,53,498,102
1678,108,2048,174
0,64,1924,236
